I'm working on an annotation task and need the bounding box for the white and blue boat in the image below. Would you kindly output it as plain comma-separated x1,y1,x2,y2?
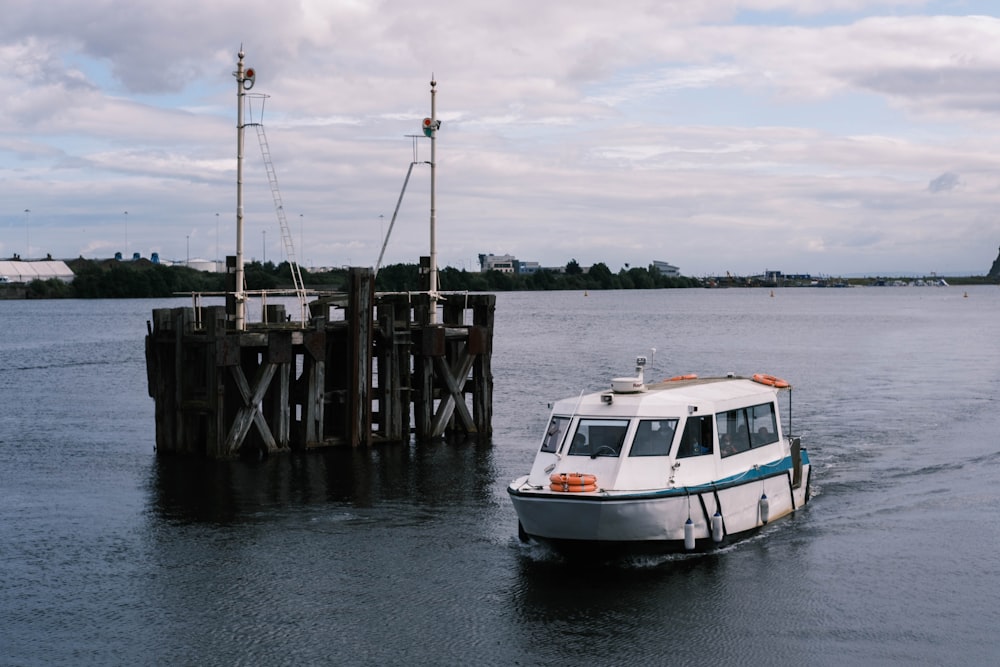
508,355,811,555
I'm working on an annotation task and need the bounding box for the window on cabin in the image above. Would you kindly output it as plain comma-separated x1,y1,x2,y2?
716,402,778,457
568,418,630,457
540,416,570,453
629,419,678,457
750,404,779,446
676,415,713,458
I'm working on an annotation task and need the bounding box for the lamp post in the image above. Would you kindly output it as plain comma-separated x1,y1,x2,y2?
186,235,190,266
262,229,266,265
23,209,30,260
124,211,128,260
215,212,220,270
299,213,303,259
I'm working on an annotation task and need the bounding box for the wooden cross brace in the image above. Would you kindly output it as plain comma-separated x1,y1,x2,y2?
428,346,477,438
224,362,279,455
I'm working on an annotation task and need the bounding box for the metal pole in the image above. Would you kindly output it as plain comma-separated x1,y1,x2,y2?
234,50,248,330
23,209,29,260
429,77,439,323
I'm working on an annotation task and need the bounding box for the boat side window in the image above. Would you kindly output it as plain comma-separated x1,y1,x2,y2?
676,415,713,458
540,416,570,453
568,418,630,457
750,404,779,446
717,409,748,457
629,419,678,457
717,402,779,457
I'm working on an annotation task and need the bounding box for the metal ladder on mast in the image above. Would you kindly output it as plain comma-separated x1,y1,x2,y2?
253,122,307,322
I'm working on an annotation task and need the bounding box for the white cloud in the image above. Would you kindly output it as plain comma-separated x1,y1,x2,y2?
0,1,999,275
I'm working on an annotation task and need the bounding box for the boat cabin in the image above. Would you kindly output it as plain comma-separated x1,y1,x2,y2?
528,377,791,492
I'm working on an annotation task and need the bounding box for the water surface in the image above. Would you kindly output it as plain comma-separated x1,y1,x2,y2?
1,287,998,665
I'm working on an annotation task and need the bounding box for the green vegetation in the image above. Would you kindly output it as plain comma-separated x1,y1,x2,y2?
432,261,701,292
13,257,698,298
6,257,993,299
374,260,700,292
68,259,225,298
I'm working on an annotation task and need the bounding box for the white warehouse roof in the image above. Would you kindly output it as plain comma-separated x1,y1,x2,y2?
0,260,75,283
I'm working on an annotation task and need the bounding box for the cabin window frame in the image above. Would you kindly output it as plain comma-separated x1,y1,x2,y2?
675,415,714,458
716,401,779,457
567,418,631,458
540,415,571,453
628,418,678,457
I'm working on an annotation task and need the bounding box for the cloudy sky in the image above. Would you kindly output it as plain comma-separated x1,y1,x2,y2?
3,0,1000,277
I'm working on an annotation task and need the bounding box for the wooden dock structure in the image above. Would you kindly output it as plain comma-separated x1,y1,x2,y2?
145,267,494,458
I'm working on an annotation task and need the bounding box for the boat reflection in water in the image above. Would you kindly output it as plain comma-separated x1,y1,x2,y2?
508,354,811,556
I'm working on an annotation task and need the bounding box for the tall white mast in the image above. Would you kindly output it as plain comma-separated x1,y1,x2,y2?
233,50,255,331
428,77,439,324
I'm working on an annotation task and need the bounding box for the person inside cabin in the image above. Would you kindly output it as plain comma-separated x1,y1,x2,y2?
688,431,708,456
721,434,737,457
568,432,588,455
736,424,750,450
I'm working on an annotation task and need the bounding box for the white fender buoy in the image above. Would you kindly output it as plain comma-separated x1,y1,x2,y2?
759,493,770,525
711,511,724,542
684,517,695,550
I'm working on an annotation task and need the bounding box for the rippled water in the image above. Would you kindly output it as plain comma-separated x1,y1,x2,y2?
1,288,998,666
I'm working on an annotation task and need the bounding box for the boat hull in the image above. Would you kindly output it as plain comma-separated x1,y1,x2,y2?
509,462,811,554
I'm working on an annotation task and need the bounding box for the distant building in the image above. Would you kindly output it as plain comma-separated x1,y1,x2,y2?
185,259,219,273
479,253,517,273
0,259,75,284
652,260,680,277
762,270,812,283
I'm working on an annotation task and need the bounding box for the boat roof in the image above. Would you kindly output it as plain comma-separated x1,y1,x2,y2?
551,376,784,418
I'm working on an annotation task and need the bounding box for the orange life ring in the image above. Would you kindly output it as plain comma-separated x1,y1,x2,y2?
549,482,598,493
666,374,698,382
752,373,790,389
550,472,597,486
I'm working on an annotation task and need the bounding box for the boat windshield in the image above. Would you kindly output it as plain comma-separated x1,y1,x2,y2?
629,419,677,457
567,418,629,457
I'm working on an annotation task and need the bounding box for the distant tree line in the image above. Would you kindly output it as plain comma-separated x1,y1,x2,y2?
15,258,997,299
17,257,995,299
17,257,699,299
377,259,701,292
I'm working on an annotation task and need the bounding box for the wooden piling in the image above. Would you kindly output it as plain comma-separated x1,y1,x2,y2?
145,268,495,458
